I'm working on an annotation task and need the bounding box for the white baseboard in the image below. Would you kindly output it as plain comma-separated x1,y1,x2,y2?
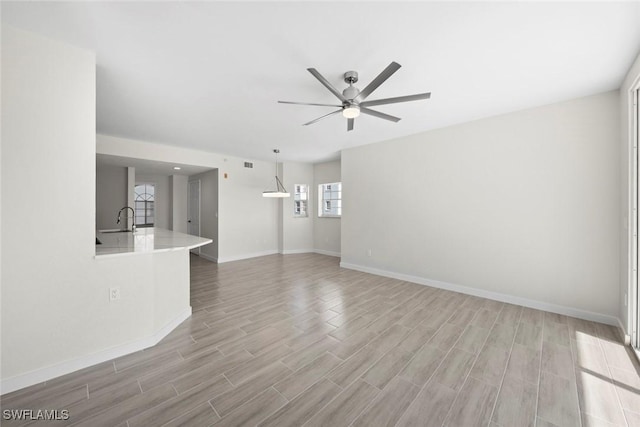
216,249,339,262
0,307,192,395
198,252,218,263
281,249,315,255
618,318,632,345
313,249,341,258
340,261,620,327
217,250,279,264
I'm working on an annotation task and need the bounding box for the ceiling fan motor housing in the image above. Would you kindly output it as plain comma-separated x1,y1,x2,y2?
342,86,360,102
342,71,360,103
343,70,358,84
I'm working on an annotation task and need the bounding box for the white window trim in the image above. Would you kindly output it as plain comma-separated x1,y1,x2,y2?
134,182,156,227
632,82,640,351
293,184,309,218
318,182,342,218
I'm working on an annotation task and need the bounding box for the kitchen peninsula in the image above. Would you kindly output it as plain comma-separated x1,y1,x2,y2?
96,227,211,258
92,228,212,346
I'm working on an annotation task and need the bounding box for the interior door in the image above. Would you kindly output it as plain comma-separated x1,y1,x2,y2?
188,180,201,254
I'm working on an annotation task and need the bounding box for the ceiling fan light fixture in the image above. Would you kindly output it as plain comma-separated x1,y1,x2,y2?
342,105,360,119
278,62,430,132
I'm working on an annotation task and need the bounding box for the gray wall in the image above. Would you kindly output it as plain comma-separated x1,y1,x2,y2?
281,161,315,253
96,164,127,230
170,175,189,233
342,91,620,322
314,160,341,256
190,170,218,261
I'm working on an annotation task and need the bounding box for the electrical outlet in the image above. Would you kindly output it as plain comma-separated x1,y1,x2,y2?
367,249,372,257
109,287,121,302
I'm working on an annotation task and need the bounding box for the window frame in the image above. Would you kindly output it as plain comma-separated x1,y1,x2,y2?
318,182,342,218
134,182,155,228
633,85,640,351
293,184,309,218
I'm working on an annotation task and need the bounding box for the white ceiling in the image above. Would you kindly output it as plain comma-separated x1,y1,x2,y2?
97,154,214,176
3,2,640,163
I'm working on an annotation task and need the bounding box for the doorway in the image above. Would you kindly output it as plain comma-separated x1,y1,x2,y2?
188,179,201,254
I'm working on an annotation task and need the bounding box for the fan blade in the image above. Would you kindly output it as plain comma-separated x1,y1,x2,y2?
360,92,431,107
347,118,354,131
303,109,343,126
360,107,401,122
278,101,342,107
307,68,347,102
355,62,401,102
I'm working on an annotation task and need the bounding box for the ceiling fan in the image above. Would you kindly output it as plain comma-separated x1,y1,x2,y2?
278,61,431,131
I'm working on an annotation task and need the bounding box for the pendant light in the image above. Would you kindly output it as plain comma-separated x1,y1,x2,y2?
262,149,290,198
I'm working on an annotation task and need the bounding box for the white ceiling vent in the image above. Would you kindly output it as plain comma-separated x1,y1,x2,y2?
244,161,254,169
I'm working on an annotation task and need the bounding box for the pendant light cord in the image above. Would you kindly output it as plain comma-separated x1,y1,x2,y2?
273,149,287,193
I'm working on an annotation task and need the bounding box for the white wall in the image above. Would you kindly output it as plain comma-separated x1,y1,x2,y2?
96,163,127,230
277,163,284,254
281,162,315,253
126,167,135,230
136,173,170,230
1,26,96,381
620,51,640,336
189,170,219,261
314,160,341,256
170,174,189,233
342,91,620,323
97,134,279,263
1,27,192,394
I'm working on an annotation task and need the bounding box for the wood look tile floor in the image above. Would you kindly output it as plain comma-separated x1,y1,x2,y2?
2,253,640,426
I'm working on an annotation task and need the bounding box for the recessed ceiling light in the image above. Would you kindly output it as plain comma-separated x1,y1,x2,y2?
173,166,181,170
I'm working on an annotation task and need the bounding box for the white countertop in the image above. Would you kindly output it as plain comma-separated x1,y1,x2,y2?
95,227,212,258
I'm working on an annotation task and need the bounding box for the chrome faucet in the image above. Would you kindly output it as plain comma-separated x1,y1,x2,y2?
116,206,136,233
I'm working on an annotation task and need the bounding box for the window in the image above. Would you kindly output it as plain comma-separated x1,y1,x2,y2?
134,183,155,227
318,182,341,217
293,184,308,217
